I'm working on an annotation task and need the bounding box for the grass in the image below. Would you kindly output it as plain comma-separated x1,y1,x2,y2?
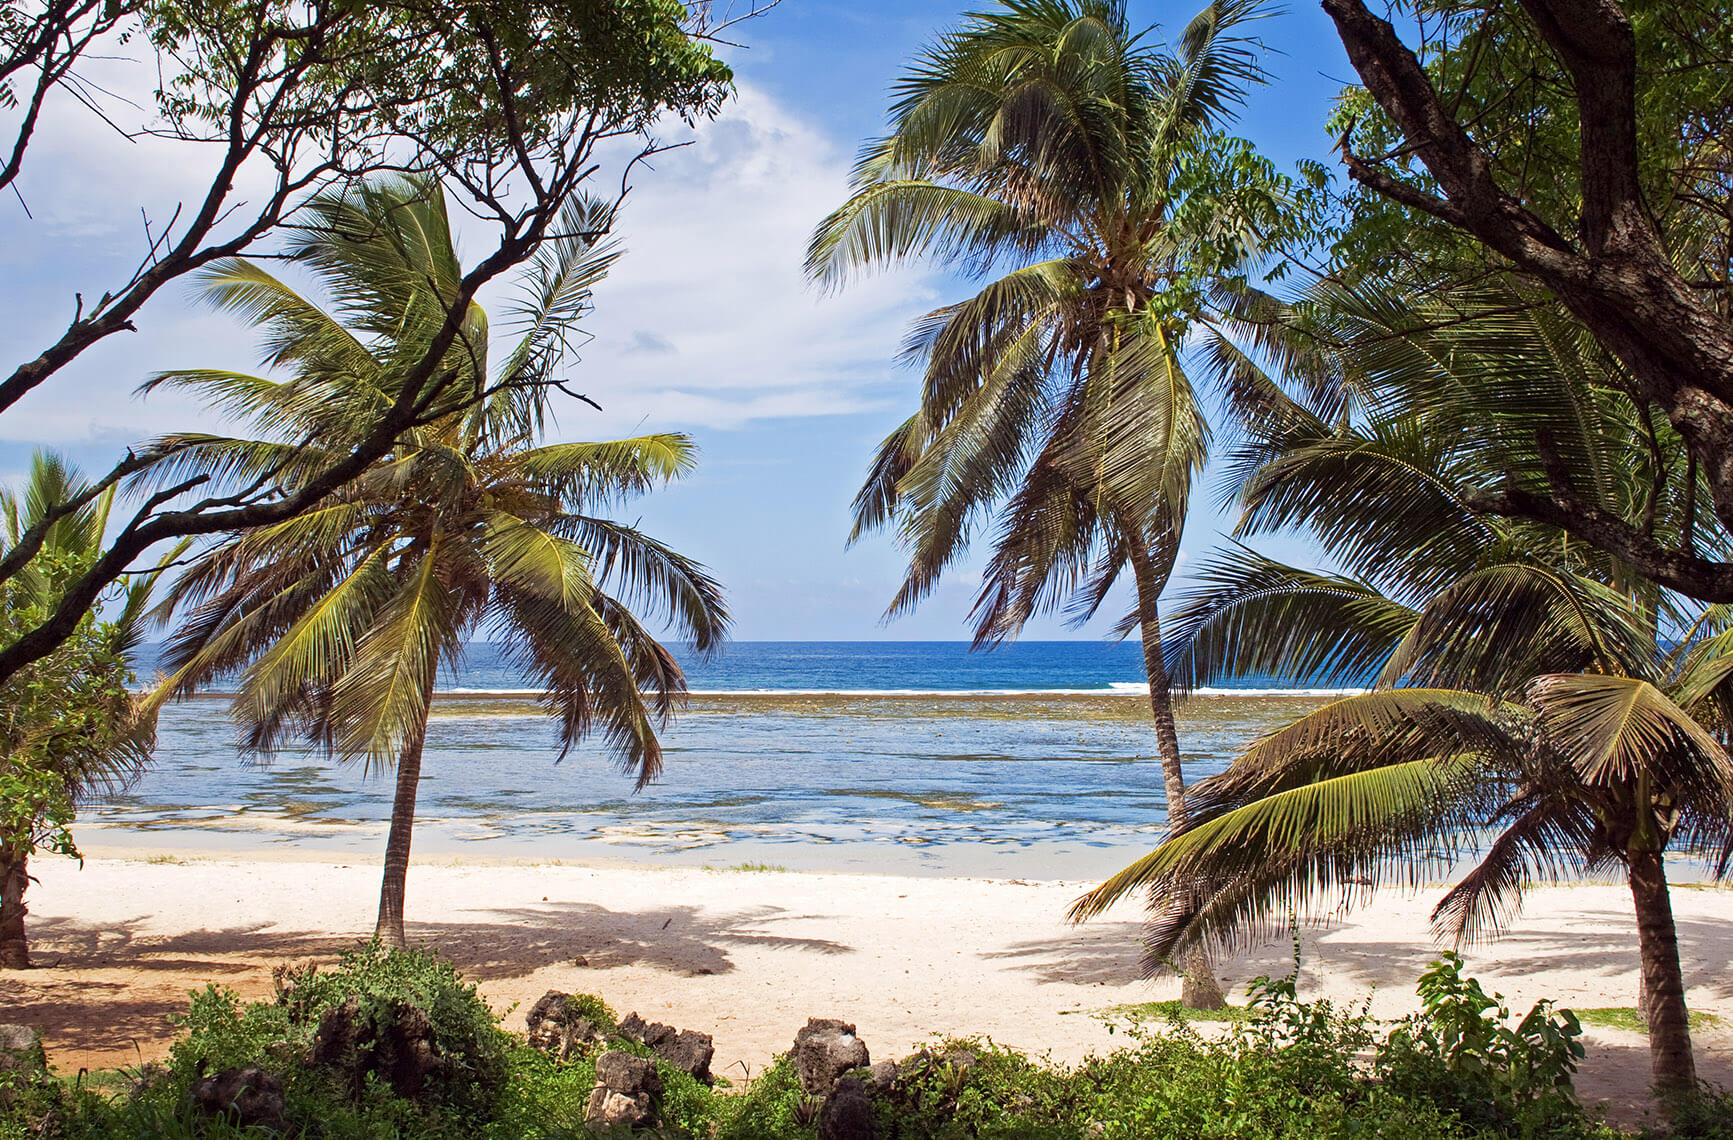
701,861,788,873
1061,1000,1249,1023
1573,1006,1723,1032
143,854,186,865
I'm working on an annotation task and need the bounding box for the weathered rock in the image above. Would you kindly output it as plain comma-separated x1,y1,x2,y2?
191,1066,287,1132
309,995,444,1100
618,1011,715,1083
524,991,601,1061
866,1059,898,1096
792,1018,870,1095
0,1025,45,1078
585,1051,661,1130
819,1075,875,1140
616,1011,655,1043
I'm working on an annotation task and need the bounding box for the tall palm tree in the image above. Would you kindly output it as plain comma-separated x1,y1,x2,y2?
1073,279,1733,1095
0,452,170,968
148,177,728,947
807,0,1297,1008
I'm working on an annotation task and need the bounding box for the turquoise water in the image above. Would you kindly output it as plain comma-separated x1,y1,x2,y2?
89,643,1345,876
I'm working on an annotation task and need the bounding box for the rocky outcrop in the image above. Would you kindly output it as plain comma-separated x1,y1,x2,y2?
0,1025,45,1079
309,996,443,1101
866,1058,898,1096
792,1018,870,1095
818,1074,875,1140
618,1011,716,1083
585,1050,661,1130
191,1066,287,1132
524,991,602,1061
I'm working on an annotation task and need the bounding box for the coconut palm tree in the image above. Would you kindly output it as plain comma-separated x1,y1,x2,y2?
147,176,728,947
1072,279,1733,1095
0,452,170,968
807,0,1300,1007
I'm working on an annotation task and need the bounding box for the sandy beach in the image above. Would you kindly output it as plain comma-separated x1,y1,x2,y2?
1,848,1728,1124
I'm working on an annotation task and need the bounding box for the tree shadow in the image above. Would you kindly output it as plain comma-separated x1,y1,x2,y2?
400,900,854,981
997,903,1733,1007
23,915,352,968
1,899,855,1066
979,920,1148,985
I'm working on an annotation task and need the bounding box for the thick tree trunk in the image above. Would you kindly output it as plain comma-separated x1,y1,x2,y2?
0,847,29,969
1627,849,1696,1097
374,727,429,949
1128,533,1225,1010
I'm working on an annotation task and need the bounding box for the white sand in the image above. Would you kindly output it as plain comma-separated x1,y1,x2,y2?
4,850,1730,1122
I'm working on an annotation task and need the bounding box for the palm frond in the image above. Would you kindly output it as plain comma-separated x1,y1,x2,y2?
1163,546,1418,693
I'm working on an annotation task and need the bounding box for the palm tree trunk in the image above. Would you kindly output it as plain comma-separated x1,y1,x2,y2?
0,846,29,969
1127,532,1225,1010
1628,849,1696,1097
374,724,429,949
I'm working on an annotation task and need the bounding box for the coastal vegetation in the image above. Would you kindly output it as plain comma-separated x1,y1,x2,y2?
1076,270,1733,1096
1063,0,1733,1110
0,454,176,968
807,0,1310,1008
142,176,727,946
4,0,1733,1130
3,948,1683,1139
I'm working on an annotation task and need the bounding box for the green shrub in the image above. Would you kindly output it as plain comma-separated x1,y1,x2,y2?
711,1056,809,1138
275,941,513,1116
712,957,1622,1140
0,950,1665,1139
561,992,618,1036
1379,951,1586,1133
1650,1087,1733,1140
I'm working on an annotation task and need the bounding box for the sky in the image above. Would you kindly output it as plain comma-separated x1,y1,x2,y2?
0,0,1353,641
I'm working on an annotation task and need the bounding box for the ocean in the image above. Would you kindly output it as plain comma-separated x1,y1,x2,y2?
91,642,1346,877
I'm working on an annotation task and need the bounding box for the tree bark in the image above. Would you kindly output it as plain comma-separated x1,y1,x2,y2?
0,847,29,969
1627,849,1696,1097
374,726,429,949
1127,531,1226,1010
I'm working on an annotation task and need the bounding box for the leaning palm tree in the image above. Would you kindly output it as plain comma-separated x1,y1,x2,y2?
0,452,171,968
147,176,727,947
808,0,1297,1007
1074,278,1733,1095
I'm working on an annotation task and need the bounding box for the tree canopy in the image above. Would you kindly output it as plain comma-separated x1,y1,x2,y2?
0,0,737,691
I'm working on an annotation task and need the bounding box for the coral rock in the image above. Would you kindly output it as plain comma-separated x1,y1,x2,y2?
524,991,601,1061
191,1066,287,1132
586,1050,661,1129
819,1075,876,1140
309,995,444,1100
0,1025,45,1079
619,1011,716,1083
792,1018,870,1095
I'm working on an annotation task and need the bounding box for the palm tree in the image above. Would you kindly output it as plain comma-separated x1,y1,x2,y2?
148,177,728,947
0,452,170,968
1072,279,1733,1095
807,0,1298,1007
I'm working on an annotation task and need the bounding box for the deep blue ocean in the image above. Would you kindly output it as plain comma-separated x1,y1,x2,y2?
443,640,1158,694
97,643,1346,877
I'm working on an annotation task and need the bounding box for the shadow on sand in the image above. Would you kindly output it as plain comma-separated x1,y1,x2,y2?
1,899,853,1063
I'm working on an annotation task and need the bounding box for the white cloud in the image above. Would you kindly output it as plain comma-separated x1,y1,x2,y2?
505,81,940,436
3,78,936,446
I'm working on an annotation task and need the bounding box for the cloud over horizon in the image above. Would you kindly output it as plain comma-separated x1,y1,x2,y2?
0,77,938,449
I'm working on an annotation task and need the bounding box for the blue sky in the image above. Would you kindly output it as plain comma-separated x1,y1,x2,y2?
0,1,1352,640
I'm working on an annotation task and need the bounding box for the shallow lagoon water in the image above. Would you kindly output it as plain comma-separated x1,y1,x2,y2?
90,668,1338,877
